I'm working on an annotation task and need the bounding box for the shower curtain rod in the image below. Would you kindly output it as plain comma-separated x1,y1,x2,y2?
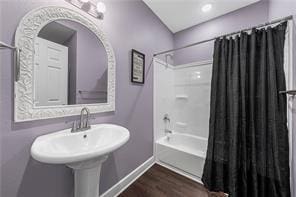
153,15,293,57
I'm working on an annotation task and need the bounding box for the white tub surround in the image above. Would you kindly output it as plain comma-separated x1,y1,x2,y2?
156,133,207,179
153,58,212,182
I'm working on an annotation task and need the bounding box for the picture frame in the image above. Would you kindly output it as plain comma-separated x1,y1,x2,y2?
131,49,145,84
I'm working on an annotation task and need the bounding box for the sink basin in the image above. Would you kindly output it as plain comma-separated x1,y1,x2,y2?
31,124,130,197
31,124,130,164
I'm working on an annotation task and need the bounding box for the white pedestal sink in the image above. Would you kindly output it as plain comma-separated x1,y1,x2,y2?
31,124,130,197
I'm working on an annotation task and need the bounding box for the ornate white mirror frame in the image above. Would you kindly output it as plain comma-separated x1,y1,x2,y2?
14,6,115,122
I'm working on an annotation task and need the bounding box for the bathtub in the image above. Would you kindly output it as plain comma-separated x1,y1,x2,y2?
156,133,207,179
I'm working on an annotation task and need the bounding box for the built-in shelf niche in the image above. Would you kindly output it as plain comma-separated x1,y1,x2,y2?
175,95,189,99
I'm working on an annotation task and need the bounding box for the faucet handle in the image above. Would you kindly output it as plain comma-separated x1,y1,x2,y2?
85,119,91,129
87,115,96,126
71,120,78,132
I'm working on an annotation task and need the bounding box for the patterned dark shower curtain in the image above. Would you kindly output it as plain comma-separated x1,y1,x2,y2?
202,22,290,197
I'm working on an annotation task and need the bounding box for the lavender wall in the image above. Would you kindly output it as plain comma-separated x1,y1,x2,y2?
0,1,173,197
173,1,269,65
0,3,3,195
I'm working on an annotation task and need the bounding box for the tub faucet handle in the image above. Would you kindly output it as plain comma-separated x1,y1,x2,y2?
163,114,170,122
165,128,173,135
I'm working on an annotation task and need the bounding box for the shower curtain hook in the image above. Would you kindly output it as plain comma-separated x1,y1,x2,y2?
165,54,173,68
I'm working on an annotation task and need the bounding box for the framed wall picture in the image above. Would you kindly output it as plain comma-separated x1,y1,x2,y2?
131,49,145,84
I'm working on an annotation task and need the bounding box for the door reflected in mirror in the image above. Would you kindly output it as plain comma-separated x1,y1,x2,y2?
34,20,108,107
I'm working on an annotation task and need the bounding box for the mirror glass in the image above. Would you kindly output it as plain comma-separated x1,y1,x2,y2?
34,20,108,107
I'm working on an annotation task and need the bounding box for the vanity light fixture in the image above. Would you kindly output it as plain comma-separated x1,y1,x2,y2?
96,2,106,19
78,0,89,3
202,4,212,13
66,0,106,20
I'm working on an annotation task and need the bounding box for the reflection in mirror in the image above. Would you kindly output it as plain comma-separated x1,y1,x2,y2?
34,20,108,107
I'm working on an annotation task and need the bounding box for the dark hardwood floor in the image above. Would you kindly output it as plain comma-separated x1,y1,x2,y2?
118,164,225,197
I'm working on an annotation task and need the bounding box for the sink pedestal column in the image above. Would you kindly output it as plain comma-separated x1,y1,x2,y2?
67,155,108,197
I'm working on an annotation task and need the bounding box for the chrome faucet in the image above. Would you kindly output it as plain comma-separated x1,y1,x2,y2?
80,107,91,130
71,107,91,133
163,114,172,135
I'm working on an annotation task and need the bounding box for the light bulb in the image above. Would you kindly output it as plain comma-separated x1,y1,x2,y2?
79,0,89,3
202,4,212,13
96,2,106,13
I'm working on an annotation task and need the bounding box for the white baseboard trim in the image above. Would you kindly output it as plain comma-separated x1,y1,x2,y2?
155,161,203,184
101,156,155,197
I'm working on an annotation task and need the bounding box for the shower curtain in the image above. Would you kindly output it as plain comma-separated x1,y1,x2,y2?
202,22,290,197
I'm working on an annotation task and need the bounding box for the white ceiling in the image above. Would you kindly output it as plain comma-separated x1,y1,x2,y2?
143,0,261,33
